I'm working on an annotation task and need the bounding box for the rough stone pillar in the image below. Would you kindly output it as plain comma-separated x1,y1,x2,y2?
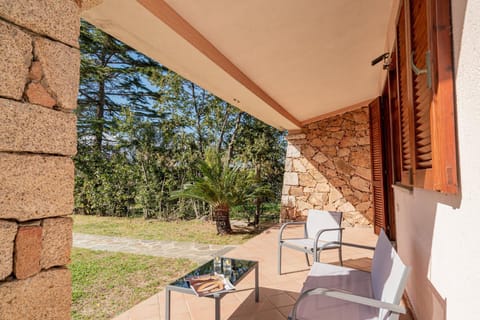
0,1,80,318
280,107,374,226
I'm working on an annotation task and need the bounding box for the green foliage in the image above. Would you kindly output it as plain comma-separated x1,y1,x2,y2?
74,21,286,221
74,149,137,216
172,148,273,233
172,149,269,209
77,21,163,151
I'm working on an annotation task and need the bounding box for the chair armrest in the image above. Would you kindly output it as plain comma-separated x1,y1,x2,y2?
312,228,344,257
279,222,306,241
313,227,344,245
290,287,406,319
340,242,376,251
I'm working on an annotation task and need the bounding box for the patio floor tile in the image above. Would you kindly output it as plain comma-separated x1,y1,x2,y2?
277,305,294,318
266,292,296,308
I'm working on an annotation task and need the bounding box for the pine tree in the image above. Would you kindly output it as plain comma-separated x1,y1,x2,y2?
77,20,163,151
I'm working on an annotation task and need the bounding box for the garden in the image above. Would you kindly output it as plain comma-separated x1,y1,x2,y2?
71,21,285,319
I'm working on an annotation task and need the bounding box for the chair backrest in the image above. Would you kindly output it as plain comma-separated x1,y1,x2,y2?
306,210,342,243
371,229,410,320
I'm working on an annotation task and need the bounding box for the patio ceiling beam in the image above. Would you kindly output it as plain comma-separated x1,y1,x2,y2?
137,0,302,129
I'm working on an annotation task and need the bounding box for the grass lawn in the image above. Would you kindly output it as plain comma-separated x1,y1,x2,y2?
71,248,197,320
73,214,275,245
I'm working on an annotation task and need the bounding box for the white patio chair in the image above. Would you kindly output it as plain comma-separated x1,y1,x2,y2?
290,229,410,320
278,210,344,275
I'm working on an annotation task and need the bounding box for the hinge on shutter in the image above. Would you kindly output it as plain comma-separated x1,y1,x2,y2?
411,51,432,88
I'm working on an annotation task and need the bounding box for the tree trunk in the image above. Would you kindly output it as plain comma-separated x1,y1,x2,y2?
254,163,262,227
95,79,105,151
192,200,200,219
216,106,231,153
226,112,244,164
214,205,232,235
190,82,205,155
254,198,261,227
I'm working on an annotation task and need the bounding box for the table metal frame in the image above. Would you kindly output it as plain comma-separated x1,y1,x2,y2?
165,259,259,320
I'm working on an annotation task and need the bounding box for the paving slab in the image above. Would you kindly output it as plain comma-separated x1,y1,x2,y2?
72,233,236,263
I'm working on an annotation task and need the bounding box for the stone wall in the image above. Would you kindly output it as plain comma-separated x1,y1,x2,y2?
0,0,81,318
281,107,373,226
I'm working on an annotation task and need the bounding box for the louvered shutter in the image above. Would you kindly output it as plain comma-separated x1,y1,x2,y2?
410,0,434,185
385,59,398,240
369,98,387,235
396,6,413,185
389,0,458,194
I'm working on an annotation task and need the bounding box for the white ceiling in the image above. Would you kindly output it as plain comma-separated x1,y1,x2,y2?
82,0,396,130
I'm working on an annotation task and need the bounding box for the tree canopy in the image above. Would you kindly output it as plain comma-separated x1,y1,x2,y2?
74,21,286,222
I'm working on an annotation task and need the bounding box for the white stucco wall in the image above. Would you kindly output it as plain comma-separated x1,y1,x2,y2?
394,0,480,319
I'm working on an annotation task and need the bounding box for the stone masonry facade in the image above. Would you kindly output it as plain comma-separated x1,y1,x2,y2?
281,107,373,226
0,0,84,318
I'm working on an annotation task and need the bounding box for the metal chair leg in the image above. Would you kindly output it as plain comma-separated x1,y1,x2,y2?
165,287,171,320
315,248,322,263
215,296,221,320
339,246,343,266
278,243,282,275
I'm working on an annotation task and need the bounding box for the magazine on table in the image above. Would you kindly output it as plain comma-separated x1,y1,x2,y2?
187,274,235,297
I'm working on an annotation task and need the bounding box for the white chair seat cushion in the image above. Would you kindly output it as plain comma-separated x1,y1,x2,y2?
282,238,340,251
294,262,378,320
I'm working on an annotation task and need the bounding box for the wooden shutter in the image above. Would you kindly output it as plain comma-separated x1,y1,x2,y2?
408,0,435,189
385,57,398,240
396,5,413,185
389,48,404,185
430,0,458,193
369,98,387,235
389,0,458,194
410,0,433,170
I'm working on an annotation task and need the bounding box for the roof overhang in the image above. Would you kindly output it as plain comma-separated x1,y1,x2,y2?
82,0,398,130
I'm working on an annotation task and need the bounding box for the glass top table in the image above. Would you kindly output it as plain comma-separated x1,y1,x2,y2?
165,257,259,320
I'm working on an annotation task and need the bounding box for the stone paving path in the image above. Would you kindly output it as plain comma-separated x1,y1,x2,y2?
72,233,237,263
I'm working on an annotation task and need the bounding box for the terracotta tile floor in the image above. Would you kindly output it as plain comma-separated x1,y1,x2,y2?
114,225,413,320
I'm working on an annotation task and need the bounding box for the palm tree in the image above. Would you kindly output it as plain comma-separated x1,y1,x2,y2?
172,148,270,234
